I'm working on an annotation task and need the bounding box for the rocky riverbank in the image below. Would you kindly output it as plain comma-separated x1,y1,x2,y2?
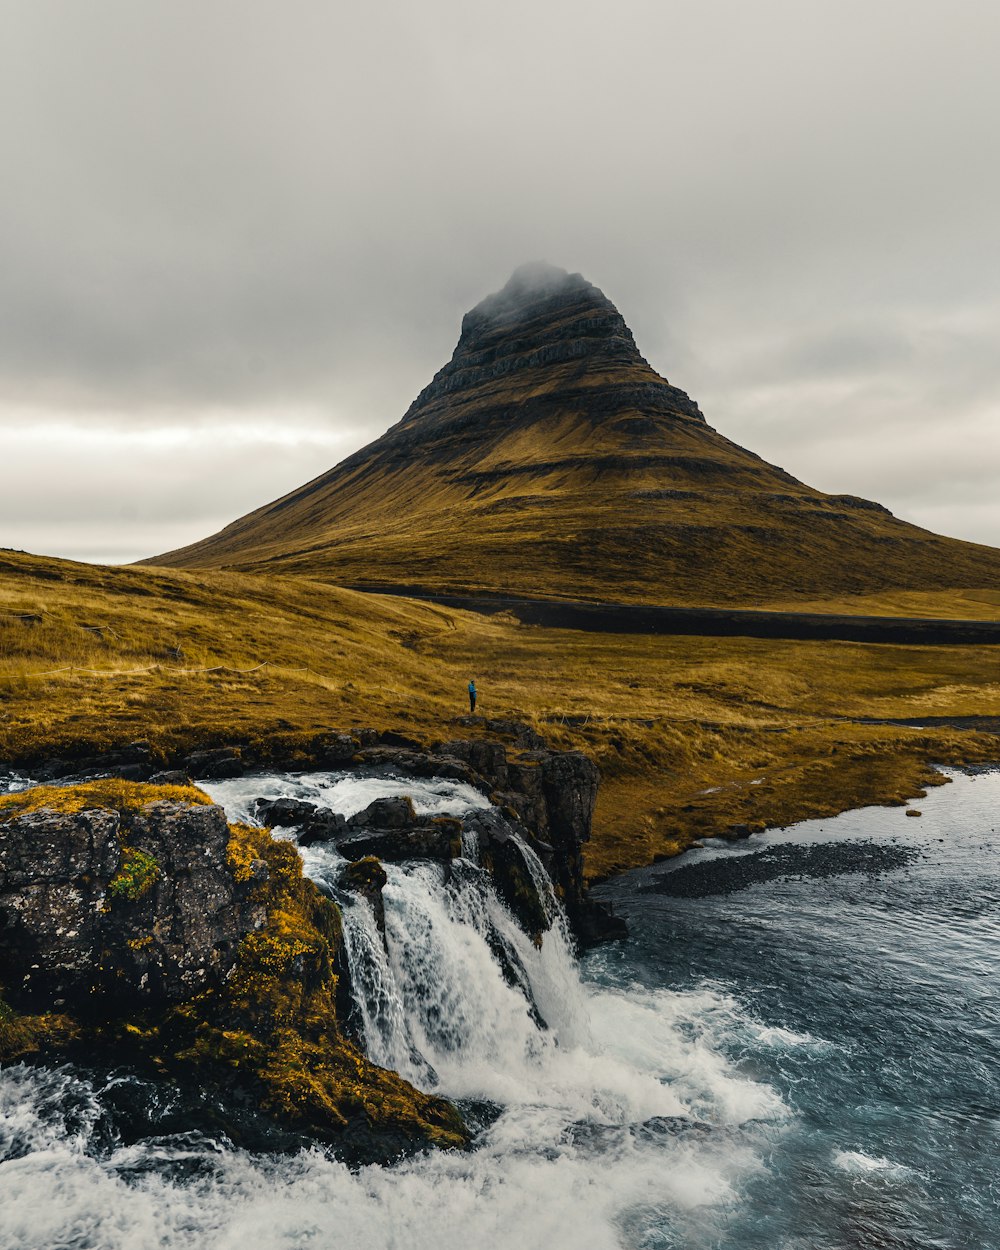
0,724,623,1159
16,717,624,945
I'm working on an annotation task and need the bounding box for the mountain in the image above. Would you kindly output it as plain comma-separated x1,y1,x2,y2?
149,263,1000,604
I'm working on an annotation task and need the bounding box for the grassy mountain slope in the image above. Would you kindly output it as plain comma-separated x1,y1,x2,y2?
3,549,998,879
149,264,1000,605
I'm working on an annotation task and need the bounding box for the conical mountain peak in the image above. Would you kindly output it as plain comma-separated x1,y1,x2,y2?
462,262,602,330
400,264,702,429
149,266,1000,606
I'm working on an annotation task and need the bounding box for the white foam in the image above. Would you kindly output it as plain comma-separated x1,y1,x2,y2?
833,1149,913,1180
201,770,491,826
752,1024,822,1049
0,1052,768,1250
0,769,789,1249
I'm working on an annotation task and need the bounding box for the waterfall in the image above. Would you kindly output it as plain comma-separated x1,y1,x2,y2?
341,856,589,1098
203,768,588,1096
0,766,796,1250
320,803,588,1096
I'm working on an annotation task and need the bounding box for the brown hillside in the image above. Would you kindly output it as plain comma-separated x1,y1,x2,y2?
3,548,1000,881
148,264,1000,604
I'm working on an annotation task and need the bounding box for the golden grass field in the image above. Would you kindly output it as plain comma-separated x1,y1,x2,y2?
2,549,998,881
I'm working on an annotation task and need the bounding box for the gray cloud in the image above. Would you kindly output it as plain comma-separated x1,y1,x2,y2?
0,0,998,561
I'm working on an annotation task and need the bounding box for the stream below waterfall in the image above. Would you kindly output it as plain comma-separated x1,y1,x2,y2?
1,765,998,1249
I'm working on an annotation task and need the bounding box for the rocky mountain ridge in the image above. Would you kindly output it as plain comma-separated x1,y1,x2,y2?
397,262,705,430
148,264,1000,604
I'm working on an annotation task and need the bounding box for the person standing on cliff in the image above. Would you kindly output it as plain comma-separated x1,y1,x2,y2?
468,679,477,714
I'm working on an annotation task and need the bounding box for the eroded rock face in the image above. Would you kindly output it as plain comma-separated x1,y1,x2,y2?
184,746,244,779
0,801,266,1013
399,264,705,432
319,796,463,861
254,797,320,827
466,807,553,941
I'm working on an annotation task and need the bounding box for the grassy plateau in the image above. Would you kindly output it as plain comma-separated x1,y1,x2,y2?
2,549,998,881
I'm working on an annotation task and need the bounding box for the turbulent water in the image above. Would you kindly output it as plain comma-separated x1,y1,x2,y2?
1,766,998,1249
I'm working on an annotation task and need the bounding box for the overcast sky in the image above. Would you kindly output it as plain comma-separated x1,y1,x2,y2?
1,0,998,565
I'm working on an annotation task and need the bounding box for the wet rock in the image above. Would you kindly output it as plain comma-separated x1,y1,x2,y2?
100,742,158,780
468,809,552,939
573,898,629,946
504,760,548,833
251,798,349,846
35,757,73,782
0,807,121,1004
347,796,418,829
338,856,388,933
0,801,266,1013
311,732,365,766
253,797,321,827
353,747,482,788
107,763,154,781
185,746,244,779
297,809,349,846
506,750,599,933
148,770,192,786
337,820,461,864
435,740,509,787
537,751,599,850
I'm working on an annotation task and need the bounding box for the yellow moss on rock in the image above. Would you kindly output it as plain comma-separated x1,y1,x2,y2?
0,996,79,1061
168,813,467,1148
0,778,212,823
227,821,270,882
0,786,467,1151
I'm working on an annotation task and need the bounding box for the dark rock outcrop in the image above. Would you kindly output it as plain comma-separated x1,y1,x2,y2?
351,747,482,789
252,797,349,845
436,739,509,787
0,783,469,1160
298,809,349,845
254,797,321,827
337,819,463,864
347,796,418,829
0,800,266,1013
148,769,191,786
338,857,389,934
466,808,552,941
185,746,244,779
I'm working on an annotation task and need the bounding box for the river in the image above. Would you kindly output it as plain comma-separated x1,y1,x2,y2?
1,766,997,1249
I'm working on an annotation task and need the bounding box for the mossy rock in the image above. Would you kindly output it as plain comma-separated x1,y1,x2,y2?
0,784,468,1156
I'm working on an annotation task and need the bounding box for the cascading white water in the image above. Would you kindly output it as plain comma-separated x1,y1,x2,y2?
203,771,784,1131
0,768,790,1249
338,893,421,1077
206,771,595,1093
5,766,997,1247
